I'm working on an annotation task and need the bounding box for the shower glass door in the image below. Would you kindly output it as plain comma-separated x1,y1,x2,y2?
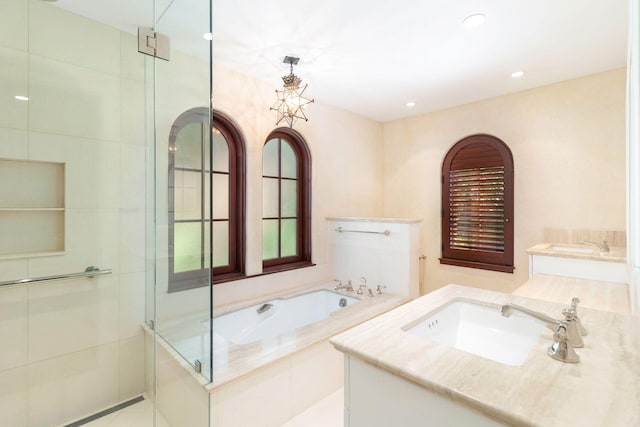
150,0,214,385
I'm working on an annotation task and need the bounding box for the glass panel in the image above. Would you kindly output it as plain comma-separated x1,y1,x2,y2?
212,221,229,267
176,170,202,220
281,140,298,178
212,173,229,219
174,222,203,273
212,128,229,172
263,177,279,218
204,123,211,172
281,219,297,257
204,221,210,269
175,122,204,169
281,179,297,217
263,138,279,176
262,219,279,260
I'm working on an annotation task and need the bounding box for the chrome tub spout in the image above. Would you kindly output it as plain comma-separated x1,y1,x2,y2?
256,303,274,314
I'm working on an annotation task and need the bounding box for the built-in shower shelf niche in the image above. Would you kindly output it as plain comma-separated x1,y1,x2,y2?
0,158,65,259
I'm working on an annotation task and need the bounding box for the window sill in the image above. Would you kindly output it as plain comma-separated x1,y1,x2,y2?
439,257,515,273
212,271,246,285
261,261,316,275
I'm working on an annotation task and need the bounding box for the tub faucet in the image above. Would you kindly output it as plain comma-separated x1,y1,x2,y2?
357,277,368,295
580,239,610,253
334,279,354,292
501,303,583,348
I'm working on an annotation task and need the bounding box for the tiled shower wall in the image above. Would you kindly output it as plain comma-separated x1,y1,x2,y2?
0,1,146,425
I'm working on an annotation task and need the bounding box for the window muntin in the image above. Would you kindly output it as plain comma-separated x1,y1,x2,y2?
169,108,245,291
262,128,311,271
440,134,514,273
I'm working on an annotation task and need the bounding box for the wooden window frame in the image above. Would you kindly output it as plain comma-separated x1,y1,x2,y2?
168,108,246,292
440,134,514,273
262,127,312,273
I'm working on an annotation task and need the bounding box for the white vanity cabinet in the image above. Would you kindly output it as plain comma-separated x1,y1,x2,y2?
527,243,628,283
343,356,506,427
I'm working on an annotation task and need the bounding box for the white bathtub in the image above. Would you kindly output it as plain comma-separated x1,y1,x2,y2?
151,284,406,427
206,289,359,345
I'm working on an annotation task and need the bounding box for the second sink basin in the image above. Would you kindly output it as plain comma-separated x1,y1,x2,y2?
403,299,544,366
547,244,595,254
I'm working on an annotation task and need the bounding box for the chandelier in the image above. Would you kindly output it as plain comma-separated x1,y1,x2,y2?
271,56,314,128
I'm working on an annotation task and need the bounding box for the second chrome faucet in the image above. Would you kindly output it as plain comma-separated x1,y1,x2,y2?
501,298,587,363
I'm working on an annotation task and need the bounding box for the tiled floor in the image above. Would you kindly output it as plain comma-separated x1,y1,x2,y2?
81,389,343,427
81,395,169,427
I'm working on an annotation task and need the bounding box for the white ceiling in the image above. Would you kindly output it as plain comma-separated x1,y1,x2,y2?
53,0,629,122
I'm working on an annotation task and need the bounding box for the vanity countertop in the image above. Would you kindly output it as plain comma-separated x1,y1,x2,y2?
330,284,640,427
513,274,630,315
526,242,626,263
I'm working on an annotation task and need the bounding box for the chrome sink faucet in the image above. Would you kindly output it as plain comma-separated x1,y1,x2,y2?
501,303,584,348
580,239,610,253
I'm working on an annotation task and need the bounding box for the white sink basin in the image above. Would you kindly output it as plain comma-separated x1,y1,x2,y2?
547,244,594,254
403,299,544,366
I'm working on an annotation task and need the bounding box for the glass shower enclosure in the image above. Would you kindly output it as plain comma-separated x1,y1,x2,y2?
0,0,213,425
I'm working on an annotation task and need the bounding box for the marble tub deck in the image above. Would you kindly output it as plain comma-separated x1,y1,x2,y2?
331,284,640,427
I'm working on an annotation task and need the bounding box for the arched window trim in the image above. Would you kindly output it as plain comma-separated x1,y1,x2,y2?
168,107,246,292
440,134,514,273
262,127,313,273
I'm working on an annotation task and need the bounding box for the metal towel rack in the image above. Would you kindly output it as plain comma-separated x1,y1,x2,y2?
335,226,391,236
0,266,112,287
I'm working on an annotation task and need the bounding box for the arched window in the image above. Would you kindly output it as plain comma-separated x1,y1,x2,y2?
262,128,312,272
169,108,245,291
440,134,514,273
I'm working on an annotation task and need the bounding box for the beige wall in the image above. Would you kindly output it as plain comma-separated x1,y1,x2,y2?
213,61,384,304
382,69,627,294
154,56,384,320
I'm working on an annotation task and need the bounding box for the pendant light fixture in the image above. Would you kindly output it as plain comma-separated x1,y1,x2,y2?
270,56,314,128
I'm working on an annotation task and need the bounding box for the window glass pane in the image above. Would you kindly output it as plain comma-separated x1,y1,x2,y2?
171,170,182,218
175,122,204,169
281,140,297,179
176,170,201,220
212,221,229,267
262,219,279,260
174,222,203,273
263,177,279,218
212,173,229,220
281,179,297,217
212,129,229,173
263,139,279,177
281,219,297,257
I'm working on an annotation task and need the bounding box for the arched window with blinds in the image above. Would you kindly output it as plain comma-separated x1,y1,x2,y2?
440,134,514,273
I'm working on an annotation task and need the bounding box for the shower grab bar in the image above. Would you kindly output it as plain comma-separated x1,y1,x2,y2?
0,266,112,287
335,227,391,236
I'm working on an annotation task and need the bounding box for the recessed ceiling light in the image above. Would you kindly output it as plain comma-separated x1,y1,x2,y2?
14,95,29,101
203,32,213,41
511,71,525,79
406,101,416,108
463,14,486,29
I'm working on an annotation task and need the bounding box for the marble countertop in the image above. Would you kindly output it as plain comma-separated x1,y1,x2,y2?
527,242,626,263
330,284,640,427
513,274,630,315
